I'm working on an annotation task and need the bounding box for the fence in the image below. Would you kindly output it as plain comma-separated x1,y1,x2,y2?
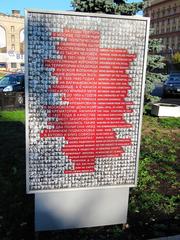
0,92,25,110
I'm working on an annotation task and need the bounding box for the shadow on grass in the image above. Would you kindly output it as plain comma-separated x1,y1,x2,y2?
0,117,179,240
0,120,126,240
0,121,34,240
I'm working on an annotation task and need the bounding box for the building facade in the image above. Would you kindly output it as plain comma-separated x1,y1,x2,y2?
0,10,24,71
144,0,180,53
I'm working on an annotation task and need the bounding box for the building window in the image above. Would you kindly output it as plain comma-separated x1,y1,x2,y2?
167,5,171,15
174,36,178,50
162,38,165,46
11,26,14,32
173,4,176,13
171,37,175,49
157,8,160,17
162,8,165,16
11,63,17,68
11,35,15,43
161,21,164,32
20,29,24,54
155,10,158,18
152,10,155,19
178,37,180,48
0,26,6,53
144,9,148,16
0,63,6,69
172,20,176,32
11,44,15,51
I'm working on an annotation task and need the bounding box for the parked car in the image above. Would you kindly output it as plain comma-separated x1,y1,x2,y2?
0,73,25,106
163,73,180,97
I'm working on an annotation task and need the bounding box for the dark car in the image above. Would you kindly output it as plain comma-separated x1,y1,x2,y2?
0,73,25,105
163,73,180,97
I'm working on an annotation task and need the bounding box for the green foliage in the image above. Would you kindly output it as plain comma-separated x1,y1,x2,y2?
72,0,118,14
145,38,167,102
129,116,179,222
72,1,166,104
159,117,180,129
148,38,163,53
117,2,143,15
71,0,142,15
172,52,180,64
0,72,5,78
0,111,179,238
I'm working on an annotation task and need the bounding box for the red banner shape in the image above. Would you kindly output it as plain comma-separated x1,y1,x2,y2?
41,29,136,174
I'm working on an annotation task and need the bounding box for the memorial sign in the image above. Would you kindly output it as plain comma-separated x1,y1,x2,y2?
26,10,150,193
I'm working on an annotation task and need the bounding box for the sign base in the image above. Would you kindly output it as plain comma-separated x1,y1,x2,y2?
35,187,129,231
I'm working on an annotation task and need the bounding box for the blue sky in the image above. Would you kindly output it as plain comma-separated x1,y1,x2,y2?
0,0,141,15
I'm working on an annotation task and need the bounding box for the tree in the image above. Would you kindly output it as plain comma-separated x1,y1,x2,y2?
72,0,117,14
71,0,166,102
172,52,180,71
117,1,143,15
172,52,180,64
146,38,167,102
71,0,142,15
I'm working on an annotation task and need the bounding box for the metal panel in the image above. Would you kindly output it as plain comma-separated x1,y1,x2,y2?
25,10,150,193
25,9,29,193
35,187,129,231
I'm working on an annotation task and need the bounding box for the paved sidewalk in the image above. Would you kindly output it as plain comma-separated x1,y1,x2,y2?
160,98,180,106
150,235,180,240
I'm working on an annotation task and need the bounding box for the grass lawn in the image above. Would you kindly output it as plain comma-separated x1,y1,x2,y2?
0,110,179,240
0,110,25,122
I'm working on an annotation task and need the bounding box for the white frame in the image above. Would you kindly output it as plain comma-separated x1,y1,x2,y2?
25,9,29,193
25,9,150,193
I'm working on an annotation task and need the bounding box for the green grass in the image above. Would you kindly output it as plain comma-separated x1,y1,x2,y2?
127,114,180,239
159,117,180,129
0,110,179,239
143,115,180,130
0,110,25,123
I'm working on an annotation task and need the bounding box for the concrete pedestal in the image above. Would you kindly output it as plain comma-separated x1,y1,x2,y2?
35,187,129,231
151,103,180,117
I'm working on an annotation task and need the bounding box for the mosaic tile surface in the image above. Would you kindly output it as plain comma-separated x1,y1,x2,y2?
26,11,148,192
